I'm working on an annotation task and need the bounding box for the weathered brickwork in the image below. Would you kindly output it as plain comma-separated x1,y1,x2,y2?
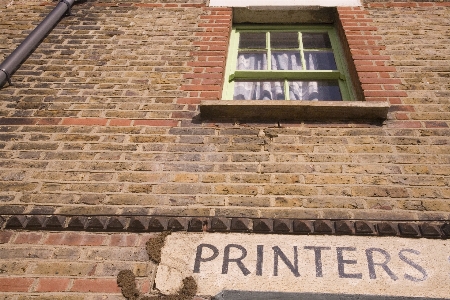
0,0,449,298
0,230,157,298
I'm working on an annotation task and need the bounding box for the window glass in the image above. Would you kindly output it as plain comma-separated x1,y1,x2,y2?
237,53,268,70
223,26,354,101
270,32,299,49
271,52,302,71
234,81,285,100
302,33,332,49
304,51,337,70
239,32,266,49
289,81,342,101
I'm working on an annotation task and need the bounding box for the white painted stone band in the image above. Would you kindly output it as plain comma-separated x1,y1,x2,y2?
209,0,362,7
156,232,450,298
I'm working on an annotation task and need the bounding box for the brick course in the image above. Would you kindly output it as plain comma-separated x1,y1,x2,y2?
0,0,449,298
0,230,157,297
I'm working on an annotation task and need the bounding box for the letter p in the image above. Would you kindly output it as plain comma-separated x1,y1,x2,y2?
193,243,219,273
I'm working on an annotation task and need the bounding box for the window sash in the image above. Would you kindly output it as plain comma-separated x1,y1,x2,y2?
223,25,354,101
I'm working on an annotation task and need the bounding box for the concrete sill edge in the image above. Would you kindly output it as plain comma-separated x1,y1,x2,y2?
199,100,389,122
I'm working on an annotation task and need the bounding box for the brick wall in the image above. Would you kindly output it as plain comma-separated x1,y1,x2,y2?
0,0,449,298
0,230,156,298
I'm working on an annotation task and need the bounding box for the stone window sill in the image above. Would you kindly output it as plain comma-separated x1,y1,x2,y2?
199,100,389,122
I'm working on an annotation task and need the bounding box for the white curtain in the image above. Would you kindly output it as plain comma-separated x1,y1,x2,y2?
233,52,338,101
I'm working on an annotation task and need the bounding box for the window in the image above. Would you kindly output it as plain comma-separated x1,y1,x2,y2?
222,25,356,102
208,0,362,7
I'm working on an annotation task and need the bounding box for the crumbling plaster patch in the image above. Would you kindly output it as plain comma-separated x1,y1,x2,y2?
117,232,199,300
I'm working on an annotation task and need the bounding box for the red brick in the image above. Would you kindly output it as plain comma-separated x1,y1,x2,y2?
365,97,390,102
37,118,62,125
180,4,204,8
181,85,221,91
200,91,220,98
109,234,139,247
0,231,14,244
388,121,423,129
416,2,434,7
387,2,417,8
342,26,378,31
62,118,108,126
133,120,178,126
356,66,396,72
353,55,391,61
187,61,225,68
389,105,415,112
364,90,407,97
71,279,121,293
177,98,202,104
44,232,107,246
388,98,403,105
109,119,132,126
361,84,383,90
359,77,401,84
367,3,385,8
35,278,70,292
13,232,44,244
137,278,151,294
0,278,34,292
395,113,410,120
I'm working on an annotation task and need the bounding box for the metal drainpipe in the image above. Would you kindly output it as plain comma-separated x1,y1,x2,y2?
0,0,76,89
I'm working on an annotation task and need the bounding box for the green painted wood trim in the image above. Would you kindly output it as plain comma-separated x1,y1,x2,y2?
230,70,342,81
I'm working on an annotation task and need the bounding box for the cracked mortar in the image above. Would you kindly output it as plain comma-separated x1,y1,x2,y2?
117,231,198,300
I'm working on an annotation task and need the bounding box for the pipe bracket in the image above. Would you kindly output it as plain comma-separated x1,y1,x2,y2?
0,69,12,86
59,0,72,16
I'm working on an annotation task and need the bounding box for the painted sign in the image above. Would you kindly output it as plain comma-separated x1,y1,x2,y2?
155,233,450,298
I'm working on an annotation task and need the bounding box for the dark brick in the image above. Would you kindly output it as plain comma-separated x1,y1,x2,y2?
420,223,441,238
128,217,147,232
377,222,397,236
188,218,205,232
25,216,44,229
293,220,313,234
313,220,333,234
335,221,354,235
273,219,291,233
67,216,87,231
148,218,165,232
230,218,250,232
86,217,106,231
398,223,420,237
0,118,37,125
44,216,65,230
167,218,186,231
106,217,126,231
0,230,13,243
29,206,56,215
5,216,25,229
441,223,450,237
209,217,230,232
355,221,374,235
0,206,25,214
253,219,272,233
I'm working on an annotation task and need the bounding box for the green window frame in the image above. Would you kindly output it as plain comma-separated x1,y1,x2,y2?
222,25,356,101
